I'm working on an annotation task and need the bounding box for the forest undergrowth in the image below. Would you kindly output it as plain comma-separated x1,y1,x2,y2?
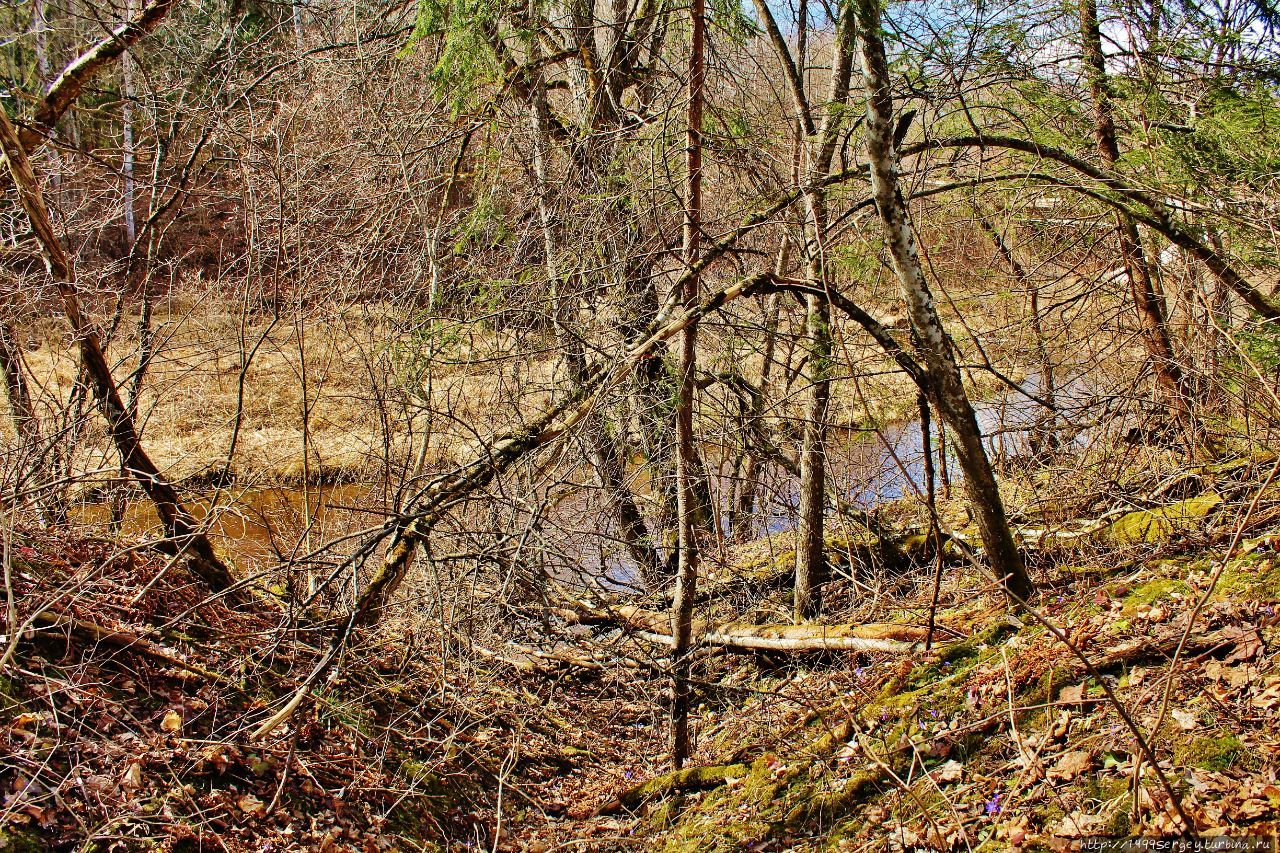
3,448,1279,852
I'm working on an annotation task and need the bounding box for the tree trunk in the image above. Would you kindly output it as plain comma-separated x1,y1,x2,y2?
527,77,661,589
794,293,829,619
1078,0,1195,447
0,108,234,592
670,0,705,769
752,0,855,622
853,0,1033,606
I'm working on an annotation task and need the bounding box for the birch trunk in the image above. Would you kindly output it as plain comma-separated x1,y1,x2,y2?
853,0,1034,605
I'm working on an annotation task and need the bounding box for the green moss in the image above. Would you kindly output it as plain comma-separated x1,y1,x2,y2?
1081,774,1129,803
382,757,468,844
1098,493,1221,545
1018,664,1075,710
0,828,49,853
784,765,885,829
648,794,687,828
905,620,1018,690
656,755,789,852
713,527,891,593
1173,734,1243,771
621,763,749,809
1217,555,1280,600
1121,577,1191,614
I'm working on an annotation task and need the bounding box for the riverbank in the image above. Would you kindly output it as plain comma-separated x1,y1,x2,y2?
3,450,1278,850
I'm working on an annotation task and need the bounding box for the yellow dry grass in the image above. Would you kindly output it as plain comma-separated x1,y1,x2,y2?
4,289,558,488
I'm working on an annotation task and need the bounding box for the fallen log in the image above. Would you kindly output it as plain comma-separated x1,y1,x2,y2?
582,603,926,655
595,763,749,815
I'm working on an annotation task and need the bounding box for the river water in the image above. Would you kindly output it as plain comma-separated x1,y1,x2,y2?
86,369,1100,585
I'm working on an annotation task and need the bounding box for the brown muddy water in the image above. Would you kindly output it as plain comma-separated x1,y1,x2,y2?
76,484,381,572
80,370,1101,584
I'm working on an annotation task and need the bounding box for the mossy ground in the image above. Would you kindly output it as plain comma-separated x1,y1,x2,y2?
602,526,1280,851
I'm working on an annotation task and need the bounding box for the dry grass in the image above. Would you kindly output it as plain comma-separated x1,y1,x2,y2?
5,287,560,489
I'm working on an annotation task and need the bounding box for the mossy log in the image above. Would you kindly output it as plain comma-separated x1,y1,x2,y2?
1097,492,1222,545
597,763,750,815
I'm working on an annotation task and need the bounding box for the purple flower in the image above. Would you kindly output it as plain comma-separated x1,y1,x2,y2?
985,793,1002,815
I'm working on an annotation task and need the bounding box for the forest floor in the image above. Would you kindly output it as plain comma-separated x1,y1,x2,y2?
4,446,1280,851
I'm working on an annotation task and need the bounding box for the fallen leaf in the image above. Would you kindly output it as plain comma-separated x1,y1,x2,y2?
1053,811,1107,837
1050,709,1071,741
932,759,963,784
1223,629,1263,664
1229,797,1272,821
161,710,183,734
9,713,40,730
122,762,143,789
1058,684,1086,706
1048,750,1094,783
1172,708,1198,731
238,793,265,815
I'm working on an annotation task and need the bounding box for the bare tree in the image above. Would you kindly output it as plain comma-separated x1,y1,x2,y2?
0,108,234,592
852,0,1034,605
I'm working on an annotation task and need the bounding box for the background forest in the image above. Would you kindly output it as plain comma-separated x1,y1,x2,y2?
2,0,1280,847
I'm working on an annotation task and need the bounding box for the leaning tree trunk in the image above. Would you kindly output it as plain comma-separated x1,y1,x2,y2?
1079,0,1196,450
0,108,234,592
853,0,1033,605
670,0,705,769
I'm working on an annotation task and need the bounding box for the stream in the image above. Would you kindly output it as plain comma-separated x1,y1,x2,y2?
84,370,1097,586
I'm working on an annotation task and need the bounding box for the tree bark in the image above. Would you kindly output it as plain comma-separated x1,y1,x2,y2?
0,108,234,592
12,0,176,158
1079,0,1196,447
670,0,705,769
852,0,1033,606
794,295,829,619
